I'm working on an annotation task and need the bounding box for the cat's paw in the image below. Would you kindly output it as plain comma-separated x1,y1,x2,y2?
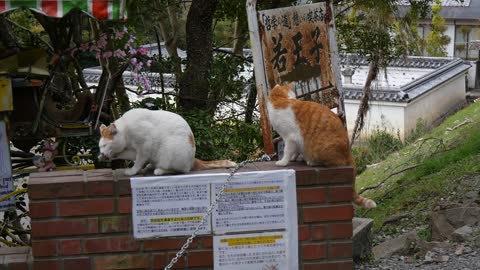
124,168,138,176
154,168,166,175
275,160,289,166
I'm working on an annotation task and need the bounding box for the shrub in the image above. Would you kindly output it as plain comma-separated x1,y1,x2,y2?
353,128,403,174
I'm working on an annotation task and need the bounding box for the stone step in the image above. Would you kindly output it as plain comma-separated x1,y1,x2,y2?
353,217,374,262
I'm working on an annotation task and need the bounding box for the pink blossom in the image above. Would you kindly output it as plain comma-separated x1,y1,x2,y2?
80,43,89,52
95,51,101,59
96,38,108,49
146,60,152,67
114,30,126,40
70,48,78,57
137,47,148,56
113,49,127,58
128,47,137,55
102,51,113,59
89,45,99,52
130,57,138,65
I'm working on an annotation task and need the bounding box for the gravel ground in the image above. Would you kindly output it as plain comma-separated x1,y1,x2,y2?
355,246,480,270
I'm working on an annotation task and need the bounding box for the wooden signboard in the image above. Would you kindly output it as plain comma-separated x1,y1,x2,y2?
246,0,344,154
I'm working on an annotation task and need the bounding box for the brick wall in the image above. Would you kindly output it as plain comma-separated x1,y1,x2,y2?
26,162,354,270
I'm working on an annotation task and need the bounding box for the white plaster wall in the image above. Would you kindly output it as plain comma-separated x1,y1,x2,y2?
344,100,406,140
445,24,456,57
345,66,433,90
467,61,477,89
404,72,467,134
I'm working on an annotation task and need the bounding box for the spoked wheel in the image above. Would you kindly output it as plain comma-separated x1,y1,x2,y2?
57,137,93,166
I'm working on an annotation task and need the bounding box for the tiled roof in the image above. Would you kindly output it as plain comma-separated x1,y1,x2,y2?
340,54,451,69
397,0,480,20
397,0,470,7
83,68,176,89
341,55,470,103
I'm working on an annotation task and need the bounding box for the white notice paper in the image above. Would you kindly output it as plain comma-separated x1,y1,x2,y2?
131,178,211,238
214,231,293,270
212,176,291,234
131,170,298,269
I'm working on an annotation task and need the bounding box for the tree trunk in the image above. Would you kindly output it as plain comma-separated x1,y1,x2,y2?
350,61,379,146
245,79,257,124
178,0,219,112
232,16,248,56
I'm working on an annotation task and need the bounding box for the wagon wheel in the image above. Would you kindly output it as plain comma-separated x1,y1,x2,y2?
58,138,92,166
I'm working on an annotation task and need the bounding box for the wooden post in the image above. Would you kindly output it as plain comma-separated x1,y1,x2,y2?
246,0,274,155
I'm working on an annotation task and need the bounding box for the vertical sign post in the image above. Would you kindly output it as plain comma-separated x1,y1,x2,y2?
246,0,345,151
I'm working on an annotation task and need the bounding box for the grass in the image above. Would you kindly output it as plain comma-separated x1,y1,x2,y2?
355,102,480,233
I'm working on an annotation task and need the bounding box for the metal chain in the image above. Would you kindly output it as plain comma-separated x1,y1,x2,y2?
164,154,272,270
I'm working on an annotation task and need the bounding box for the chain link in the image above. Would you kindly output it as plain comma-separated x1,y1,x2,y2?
164,154,272,270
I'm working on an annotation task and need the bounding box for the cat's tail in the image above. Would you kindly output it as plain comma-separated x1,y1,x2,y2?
353,192,377,208
193,159,236,170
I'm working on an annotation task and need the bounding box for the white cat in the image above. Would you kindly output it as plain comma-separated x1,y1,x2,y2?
98,108,236,176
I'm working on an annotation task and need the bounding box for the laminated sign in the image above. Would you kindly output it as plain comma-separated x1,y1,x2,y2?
0,121,14,210
131,170,298,270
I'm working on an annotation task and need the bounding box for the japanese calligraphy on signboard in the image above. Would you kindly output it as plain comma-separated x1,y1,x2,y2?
131,170,298,269
258,2,339,108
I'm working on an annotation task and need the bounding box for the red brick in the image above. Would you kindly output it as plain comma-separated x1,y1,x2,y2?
86,169,113,181
302,243,327,260
61,239,82,255
85,236,139,254
99,216,131,233
30,170,83,178
329,242,353,258
329,186,353,202
93,254,148,269
87,181,114,196
28,181,84,199
33,259,61,270
118,197,132,214
294,167,318,186
187,250,213,267
116,177,132,196
144,238,197,251
6,262,29,270
297,187,327,204
298,225,310,241
32,240,58,257
59,198,114,216
311,225,327,240
318,167,354,184
303,205,354,222
199,236,213,248
330,223,353,239
31,218,98,238
152,253,168,269
304,261,353,270
29,201,56,218
64,257,91,270
164,250,213,269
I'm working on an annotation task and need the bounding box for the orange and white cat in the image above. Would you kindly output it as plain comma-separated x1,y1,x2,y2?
99,108,236,176
268,83,376,208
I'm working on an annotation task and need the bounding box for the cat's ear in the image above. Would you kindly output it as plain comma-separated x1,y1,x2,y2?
100,124,107,133
109,123,118,135
287,82,295,89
